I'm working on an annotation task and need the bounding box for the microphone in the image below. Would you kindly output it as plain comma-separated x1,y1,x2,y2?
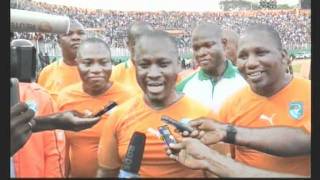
118,132,146,178
94,102,117,117
161,115,193,133
10,9,70,33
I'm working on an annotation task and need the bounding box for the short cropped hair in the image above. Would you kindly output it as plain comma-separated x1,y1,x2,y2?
243,24,282,50
134,30,178,59
77,37,110,57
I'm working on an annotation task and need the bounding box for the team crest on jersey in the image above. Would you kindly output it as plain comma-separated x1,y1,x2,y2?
289,101,304,120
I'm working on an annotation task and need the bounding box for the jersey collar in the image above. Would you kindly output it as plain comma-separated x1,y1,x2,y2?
198,60,238,81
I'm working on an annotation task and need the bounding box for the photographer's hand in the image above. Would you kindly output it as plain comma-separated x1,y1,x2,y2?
11,102,36,156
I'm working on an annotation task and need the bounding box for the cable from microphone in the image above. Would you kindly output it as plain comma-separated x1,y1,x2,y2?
118,131,146,178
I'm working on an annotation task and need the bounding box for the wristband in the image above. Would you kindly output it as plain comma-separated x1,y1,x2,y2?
225,125,237,144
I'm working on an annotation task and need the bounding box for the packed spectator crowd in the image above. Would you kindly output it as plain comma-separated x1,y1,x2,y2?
11,0,310,50
10,1,312,178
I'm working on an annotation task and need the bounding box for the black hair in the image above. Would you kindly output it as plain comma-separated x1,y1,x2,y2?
58,19,84,38
243,24,282,50
192,22,223,39
77,37,110,57
135,30,178,58
127,22,154,44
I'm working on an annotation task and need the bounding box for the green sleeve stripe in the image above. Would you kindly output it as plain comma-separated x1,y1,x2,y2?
176,72,197,92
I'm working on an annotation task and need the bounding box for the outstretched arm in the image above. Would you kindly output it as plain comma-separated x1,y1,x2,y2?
167,138,306,178
32,110,101,132
183,118,310,157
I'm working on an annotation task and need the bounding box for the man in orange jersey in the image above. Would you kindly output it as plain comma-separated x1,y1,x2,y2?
97,31,224,178
110,22,153,94
56,37,134,177
169,24,310,177
37,19,86,102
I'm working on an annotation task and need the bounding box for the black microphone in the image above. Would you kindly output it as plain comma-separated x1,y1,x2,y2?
93,101,117,117
118,131,146,178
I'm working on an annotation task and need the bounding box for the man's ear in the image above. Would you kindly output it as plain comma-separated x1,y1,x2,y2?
281,49,289,65
57,35,62,45
221,38,227,50
131,59,136,66
126,39,130,47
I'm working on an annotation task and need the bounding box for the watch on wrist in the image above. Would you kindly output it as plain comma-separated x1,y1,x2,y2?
225,125,237,144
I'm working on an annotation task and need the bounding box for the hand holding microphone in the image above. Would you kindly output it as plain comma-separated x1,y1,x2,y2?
186,118,228,146
161,115,193,133
162,116,228,146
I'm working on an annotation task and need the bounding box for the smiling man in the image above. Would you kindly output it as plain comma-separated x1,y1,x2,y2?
212,24,310,176
166,24,310,177
97,30,220,178
176,22,247,113
56,37,133,177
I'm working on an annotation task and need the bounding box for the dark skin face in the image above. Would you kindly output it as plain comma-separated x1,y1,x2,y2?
192,29,226,77
76,43,112,96
237,31,291,97
222,30,239,65
127,35,137,60
127,25,153,63
222,37,237,65
58,22,86,65
134,38,181,109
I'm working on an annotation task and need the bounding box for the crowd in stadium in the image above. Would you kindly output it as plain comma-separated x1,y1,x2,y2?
11,0,310,50
10,0,311,178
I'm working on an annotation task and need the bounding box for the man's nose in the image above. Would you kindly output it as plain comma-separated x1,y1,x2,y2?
90,63,103,73
246,54,259,69
71,32,81,40
147,65,162,79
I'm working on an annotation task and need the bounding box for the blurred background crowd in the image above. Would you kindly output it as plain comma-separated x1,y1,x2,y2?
10,0,310,68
